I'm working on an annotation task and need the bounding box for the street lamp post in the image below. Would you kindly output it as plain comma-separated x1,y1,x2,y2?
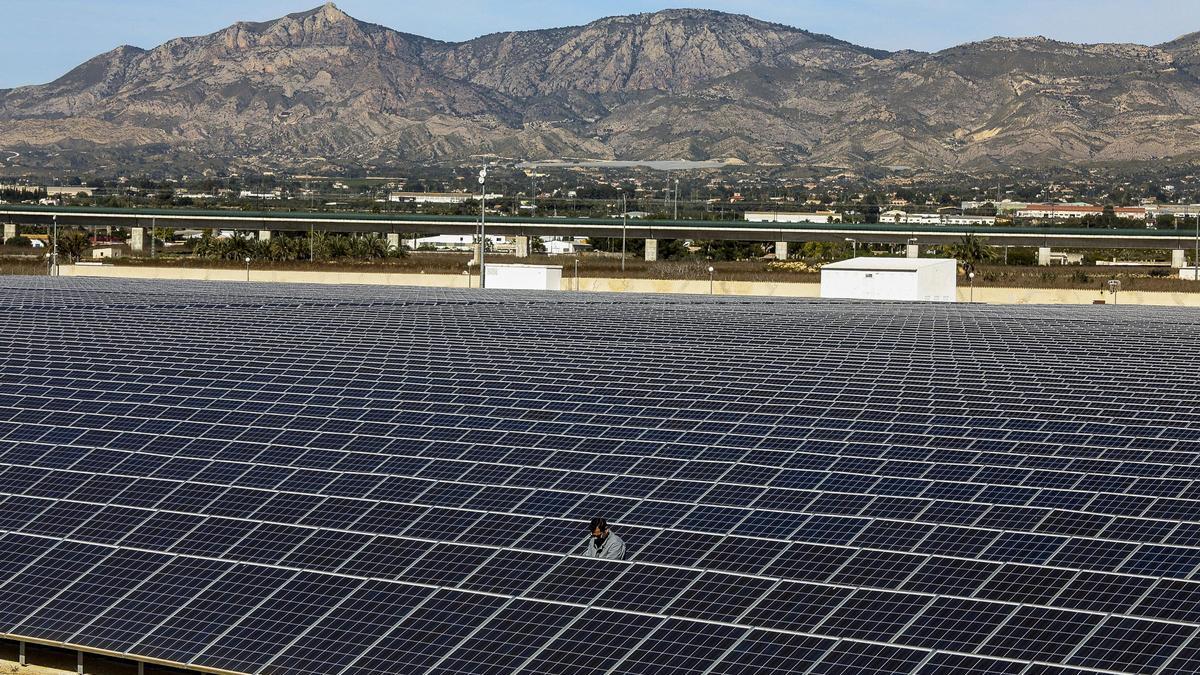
674,178,679,220
245,256,251,282
1193,207,1198,281
574,259,580,291
478,167,488,289
845,237,857,257
708,265,715,295
621,192,627,274
49,215,58,276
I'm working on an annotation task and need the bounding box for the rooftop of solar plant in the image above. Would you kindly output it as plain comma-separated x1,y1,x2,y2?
2,276,1200,675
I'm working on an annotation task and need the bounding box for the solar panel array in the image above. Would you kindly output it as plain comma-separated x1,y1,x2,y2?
2,276,1200,675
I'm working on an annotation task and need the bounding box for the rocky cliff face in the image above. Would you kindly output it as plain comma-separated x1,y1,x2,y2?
2,2,1199,171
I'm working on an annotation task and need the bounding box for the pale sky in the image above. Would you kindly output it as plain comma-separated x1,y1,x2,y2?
2,0,1198,88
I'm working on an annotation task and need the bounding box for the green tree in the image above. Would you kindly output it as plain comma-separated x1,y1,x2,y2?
946,234,996,265
800,241,852,262
588,236,645,257
4,236,31,248
54,229,90,262
694,240,764,261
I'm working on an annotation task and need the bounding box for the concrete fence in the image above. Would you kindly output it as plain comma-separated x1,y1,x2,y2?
57,264,1200,306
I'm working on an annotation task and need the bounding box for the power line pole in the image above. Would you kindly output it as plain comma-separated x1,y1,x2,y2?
479,167,488,289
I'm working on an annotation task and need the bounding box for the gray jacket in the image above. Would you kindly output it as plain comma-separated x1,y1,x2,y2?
580,532,626,560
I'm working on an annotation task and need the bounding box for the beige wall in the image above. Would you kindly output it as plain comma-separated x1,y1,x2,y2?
59,264,1200,306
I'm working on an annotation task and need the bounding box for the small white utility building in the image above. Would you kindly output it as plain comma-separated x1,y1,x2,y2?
484,264,563,291
821,257,957,302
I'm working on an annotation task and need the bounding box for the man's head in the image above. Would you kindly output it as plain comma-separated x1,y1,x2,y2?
589,517,609,539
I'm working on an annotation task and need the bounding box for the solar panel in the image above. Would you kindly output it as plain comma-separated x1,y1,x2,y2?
2,277,1200,674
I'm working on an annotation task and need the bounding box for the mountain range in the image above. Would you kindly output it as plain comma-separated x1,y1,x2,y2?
2,2,1200,173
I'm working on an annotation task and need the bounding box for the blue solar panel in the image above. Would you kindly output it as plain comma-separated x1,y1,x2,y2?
2,278,1200,675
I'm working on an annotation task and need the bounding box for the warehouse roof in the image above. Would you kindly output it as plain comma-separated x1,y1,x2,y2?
822,256,955,271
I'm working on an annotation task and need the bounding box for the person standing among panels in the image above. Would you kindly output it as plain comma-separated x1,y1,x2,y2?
582,517,625,559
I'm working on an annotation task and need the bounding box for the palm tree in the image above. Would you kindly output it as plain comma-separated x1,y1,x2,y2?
947,234,996,265
54,229,90,262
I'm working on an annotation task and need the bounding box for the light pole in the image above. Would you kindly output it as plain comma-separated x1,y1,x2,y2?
245,256,251,282
674,178,679,220
621,192,627,273
574,259,580,291
708,265,715,295
478,167,488,289
1193,207,1198,281
845,237,857,257
51,214,58,276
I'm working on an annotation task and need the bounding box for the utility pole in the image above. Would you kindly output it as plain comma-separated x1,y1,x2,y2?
479,167,488,289
621,192,627,273
674,178,679,220
1185,204,1195,279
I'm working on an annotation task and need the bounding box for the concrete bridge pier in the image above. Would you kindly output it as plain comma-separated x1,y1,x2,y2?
1172,249,1187,268
514,235,530,258
906,243,919,259
775,241,788,260
1038,247,1051,266
258,230,272,241
130,227,145,253
645,238,658,262
386,232,400,252
3,222,15,242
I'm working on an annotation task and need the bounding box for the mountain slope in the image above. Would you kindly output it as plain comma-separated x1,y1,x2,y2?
1,3,1199,171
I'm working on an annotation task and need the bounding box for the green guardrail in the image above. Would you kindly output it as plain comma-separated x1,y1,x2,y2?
0,203,1190,238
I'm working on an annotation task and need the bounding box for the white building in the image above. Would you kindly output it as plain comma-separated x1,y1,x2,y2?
414,234,506,250
878,211,997,226
389,192,503,204
961,199,1028,213
542,237,591,255
485,264,562,291
1016,204,1146,220
744,211,841,224
821,257,957,303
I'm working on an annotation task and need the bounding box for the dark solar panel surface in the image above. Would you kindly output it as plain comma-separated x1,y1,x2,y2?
1,276,1200,674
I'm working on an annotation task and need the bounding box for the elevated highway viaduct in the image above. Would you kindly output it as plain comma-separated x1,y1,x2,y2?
2,205,1196,265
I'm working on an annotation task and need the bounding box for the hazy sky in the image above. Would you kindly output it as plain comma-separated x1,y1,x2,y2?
2,0,1199,88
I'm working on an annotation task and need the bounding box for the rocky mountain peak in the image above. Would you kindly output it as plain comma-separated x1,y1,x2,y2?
2,6,1200,171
